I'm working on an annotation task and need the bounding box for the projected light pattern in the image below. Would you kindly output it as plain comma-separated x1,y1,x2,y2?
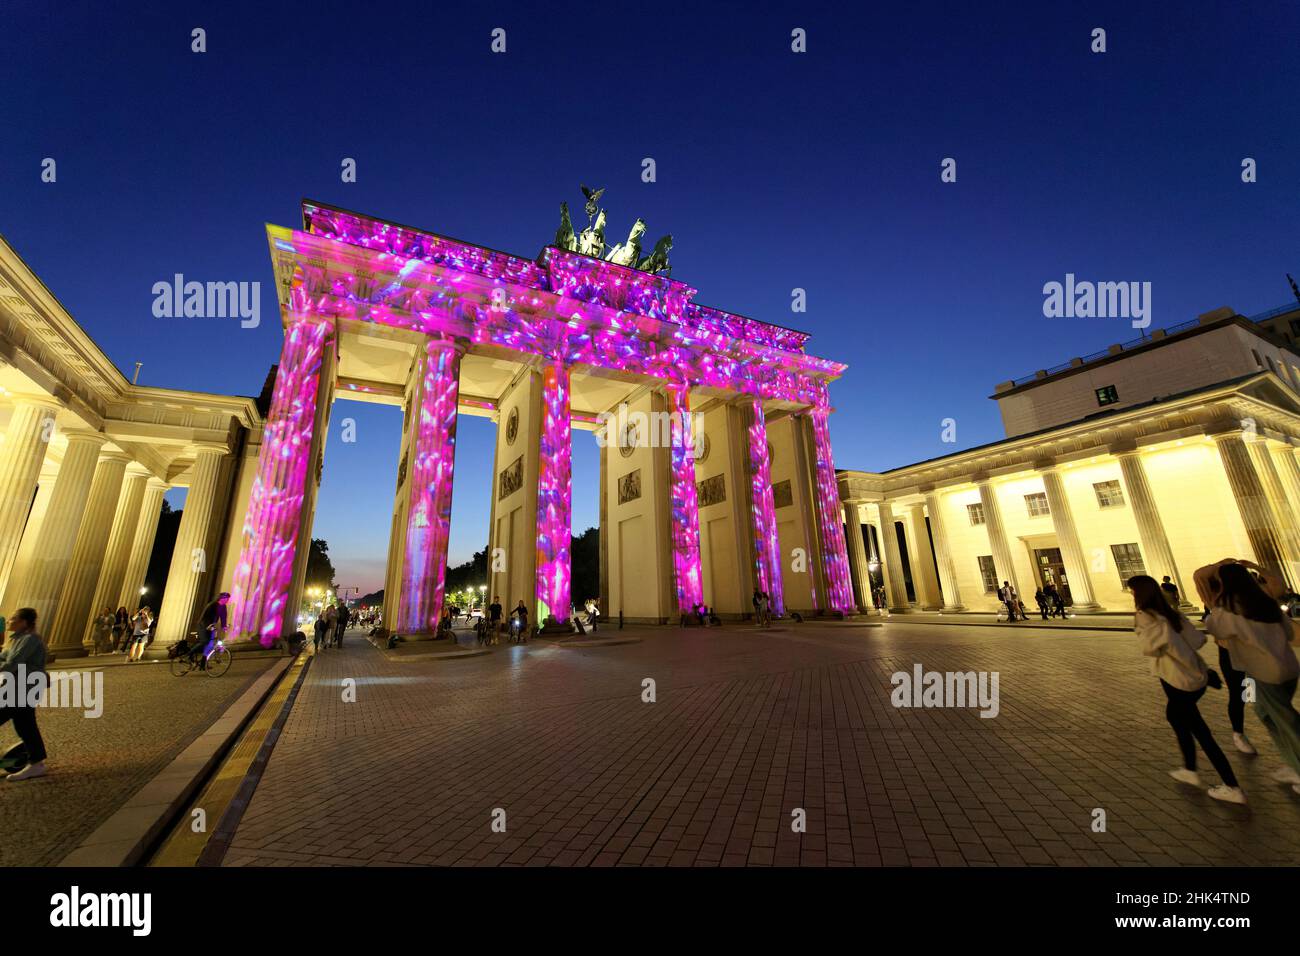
397,338,462,633
808,407,855,615
228,317,332,646
665,383,703,613
230,203,852,644
747,399,784,616
535,358,571,625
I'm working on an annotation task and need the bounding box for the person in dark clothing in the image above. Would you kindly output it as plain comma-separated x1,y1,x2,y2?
488,596,503,644
312,613,328,653
112,606,129,652
1161,576,1182,608
1034,588,1049,621
334,604,350,647
512,601,528,641
194,592,230,669
1,607,49,780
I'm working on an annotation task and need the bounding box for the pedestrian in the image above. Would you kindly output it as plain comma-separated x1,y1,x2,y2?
1129,575,1245,804
489,594,503,644
335,603,349,648
91,606,114,655
1199,559,1300,791
761,591,772,625
1161,575,1182,608
999,582,1020,623
1034,588,1049,621
1051,587,1067,619
112,605,129,652
127,606,153,661
0,607,49,781
752,588,765,627
324,603,338,649
312,612,327,653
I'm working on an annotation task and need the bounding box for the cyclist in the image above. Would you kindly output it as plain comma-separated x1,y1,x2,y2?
193,592,230,670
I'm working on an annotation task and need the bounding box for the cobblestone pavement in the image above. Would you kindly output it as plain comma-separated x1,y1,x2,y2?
223,622,1300,867
0,656,275,866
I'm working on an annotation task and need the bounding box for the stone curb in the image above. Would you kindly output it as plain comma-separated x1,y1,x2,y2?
56,655,296,868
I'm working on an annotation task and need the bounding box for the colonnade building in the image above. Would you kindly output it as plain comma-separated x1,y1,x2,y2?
0,236,261,658
839,305,1300,614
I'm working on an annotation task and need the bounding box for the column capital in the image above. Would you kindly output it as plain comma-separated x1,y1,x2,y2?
96,451,134,466
188,441,230,457
6,394,62,413
62,430,109,448
1031,458,1061,473
124,462,153,479
1109,440,1140,457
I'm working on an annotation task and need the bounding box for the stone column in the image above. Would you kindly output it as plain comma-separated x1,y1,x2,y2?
923,490,965,611
156,444,227,642
227,316,336,646
0,398,60,598
876,500,911,612
803,407,855,616
6,431,105,635
743,398,783,615
84,465,150,640
395,338,463,635
48,452,130,655
535,356,571,628
119,478,168,611
1211,433,1292,587
1036,464,1103,610
905,503,944,610
1113,447,1190,603
843,501,871,611
1246,438,1300,585
665,382,704,615
977,478,1024,600
598,431,610,617
1272,442,1300,520
6,467,57,610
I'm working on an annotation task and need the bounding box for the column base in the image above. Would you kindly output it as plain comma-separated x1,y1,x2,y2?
888,605,912,614
47,645,89,661
939,604,967,612
1069,603,1105,613
921,603,944,611
540,617,571,634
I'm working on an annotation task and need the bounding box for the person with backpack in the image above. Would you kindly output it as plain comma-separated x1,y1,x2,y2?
1130,574,1245,804
1198,559,1300,791
0,607,49,781
335,603,350,647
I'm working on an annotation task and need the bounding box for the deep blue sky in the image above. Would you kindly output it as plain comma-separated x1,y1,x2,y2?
3,1,1297,594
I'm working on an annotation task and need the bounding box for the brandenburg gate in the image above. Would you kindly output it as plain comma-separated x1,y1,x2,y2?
228,198,855,644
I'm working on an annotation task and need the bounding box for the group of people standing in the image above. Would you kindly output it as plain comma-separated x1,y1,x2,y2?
1032,583,1068,620
311,603,350,653
86,605,155,661
751,588,774,627
1134,558,1300,805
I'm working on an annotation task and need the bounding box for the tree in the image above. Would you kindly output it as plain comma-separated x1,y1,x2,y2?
571,527,600,608
305,538,337,593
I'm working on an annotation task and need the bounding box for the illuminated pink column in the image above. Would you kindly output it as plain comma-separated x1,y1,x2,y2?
535,358,571,626
747,399,784,615
396,338,463,634
228,317,334,647
807,405,856,616
665,383,704,614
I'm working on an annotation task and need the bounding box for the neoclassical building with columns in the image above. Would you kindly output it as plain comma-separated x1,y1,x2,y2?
0,235,262,658
839,306,1300,614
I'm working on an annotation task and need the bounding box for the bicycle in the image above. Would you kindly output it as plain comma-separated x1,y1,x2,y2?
168,632,232,677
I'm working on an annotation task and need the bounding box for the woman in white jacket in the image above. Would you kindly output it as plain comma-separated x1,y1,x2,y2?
1130,575,1245,804
1198,559,1300,794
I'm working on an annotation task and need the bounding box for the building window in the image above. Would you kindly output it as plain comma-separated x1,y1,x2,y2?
967,503,985,526
977,555,998,593
1025,492,1050,517
1110,543,1145,587
1093,480,1125,508
1095,384,1119,406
